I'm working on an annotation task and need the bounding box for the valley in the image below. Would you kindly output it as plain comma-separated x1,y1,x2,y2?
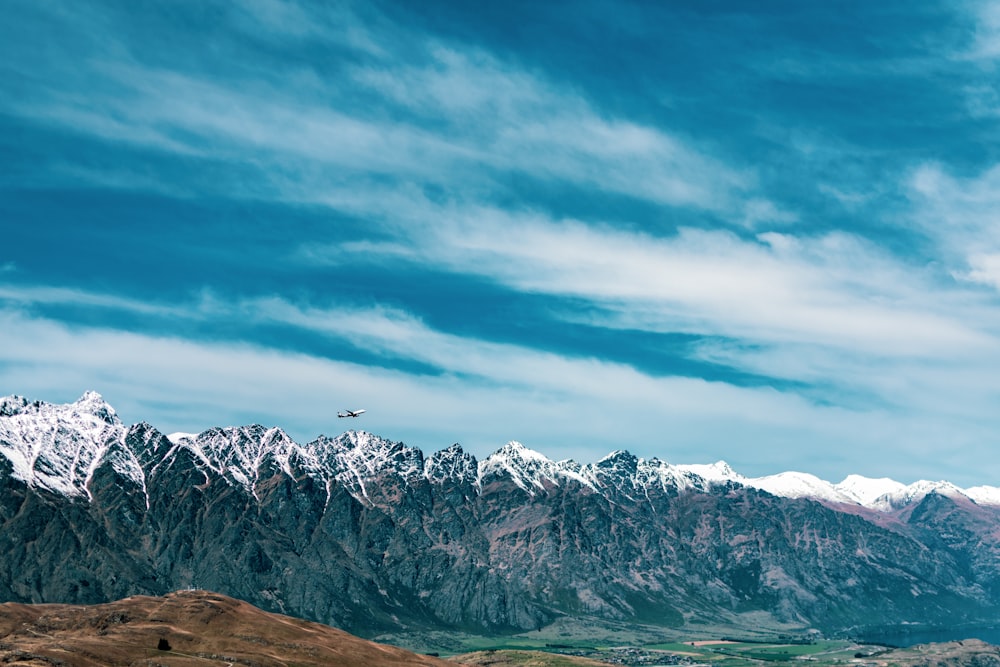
1,591,997,667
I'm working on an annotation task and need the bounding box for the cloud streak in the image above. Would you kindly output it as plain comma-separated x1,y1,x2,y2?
308,194,999,357
0,3,755,218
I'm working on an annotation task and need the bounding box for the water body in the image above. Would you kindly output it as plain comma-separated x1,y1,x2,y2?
857,626,1000,648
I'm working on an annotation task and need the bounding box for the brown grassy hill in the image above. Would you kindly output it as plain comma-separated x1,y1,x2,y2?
0,590,452,667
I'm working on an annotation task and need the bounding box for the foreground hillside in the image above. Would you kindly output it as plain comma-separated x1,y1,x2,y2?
0,590,450,667
2,392,1000,639
3,591,998,667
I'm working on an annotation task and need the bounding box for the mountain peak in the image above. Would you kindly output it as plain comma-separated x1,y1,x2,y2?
480,441,559,493
834,474,907,507
425,443,478,487
676,460,742,484
72,390,121,426
491,440,548,460
597,449,638,466
479,441,599,494
749,470,856,504
0,391,128,498
878,479,967,510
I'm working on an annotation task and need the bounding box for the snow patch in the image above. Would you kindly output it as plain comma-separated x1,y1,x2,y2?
965,485,1000,507
747,471,857,505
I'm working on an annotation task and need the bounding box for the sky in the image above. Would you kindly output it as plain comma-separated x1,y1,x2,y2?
3,1,1000,487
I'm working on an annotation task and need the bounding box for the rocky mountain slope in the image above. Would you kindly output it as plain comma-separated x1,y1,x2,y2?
2,392,1000,638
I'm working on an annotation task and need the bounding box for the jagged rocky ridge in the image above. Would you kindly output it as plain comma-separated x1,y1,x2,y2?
2,392,1000,637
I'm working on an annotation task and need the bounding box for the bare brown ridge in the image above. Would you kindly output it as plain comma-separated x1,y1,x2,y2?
0,589,452,667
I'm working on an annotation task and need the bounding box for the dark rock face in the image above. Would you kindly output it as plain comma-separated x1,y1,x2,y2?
1,395,999,638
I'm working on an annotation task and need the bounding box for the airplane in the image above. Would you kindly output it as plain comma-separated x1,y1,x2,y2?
337,409,366,418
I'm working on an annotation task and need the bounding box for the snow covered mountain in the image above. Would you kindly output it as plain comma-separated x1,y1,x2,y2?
4,392,993,511
2,391,1000,638
0,391,139,499
681,459,999,511
740,471,994,510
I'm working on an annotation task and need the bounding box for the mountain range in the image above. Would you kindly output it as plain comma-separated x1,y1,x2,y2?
2,391,999,639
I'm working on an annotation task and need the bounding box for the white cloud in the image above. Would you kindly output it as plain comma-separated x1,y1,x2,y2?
966,252,1000,289
304,191,998,359
740,199,799,229
953,2,1000,120
0,284,184,316
350,44,752,211
0,3,757,217
909,162,1000,291
965,0,1000,61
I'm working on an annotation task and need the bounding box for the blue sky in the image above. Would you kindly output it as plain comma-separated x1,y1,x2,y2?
4,0,1000,486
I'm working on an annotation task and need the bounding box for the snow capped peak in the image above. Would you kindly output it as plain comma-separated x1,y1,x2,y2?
0,392,129,498
491,440,550,463
479,441,555,493
871,479,967,511
334,429,382,448
180,425,301,496
579,452,709,498
318,430,423,467
72,391,121,426
479,441,596,494
747,471,857,504
677,460,743,484
634,457,707,493
309,430,425,504
739,472,973,511
425,443,478,486
595,449,639,475
834,474,907,507
965,485,1000,507
598,449,636,464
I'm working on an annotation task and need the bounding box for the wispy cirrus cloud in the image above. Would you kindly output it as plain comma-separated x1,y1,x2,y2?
0,2,758,219
963,0,1000,60
350,45,751,211
909,162,1000,291
303,190,998,357
950,1,1000,119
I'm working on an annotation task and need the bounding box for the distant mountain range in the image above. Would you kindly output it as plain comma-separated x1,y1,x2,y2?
2,391,1000,638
